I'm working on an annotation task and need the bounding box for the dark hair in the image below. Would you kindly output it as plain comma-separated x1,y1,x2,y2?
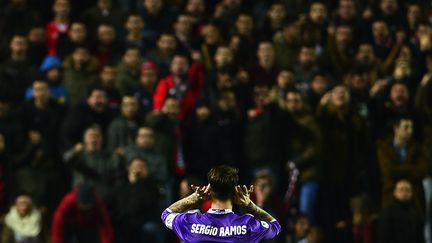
208,166,239,201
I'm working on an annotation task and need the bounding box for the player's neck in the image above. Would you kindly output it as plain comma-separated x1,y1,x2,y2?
211,199,233,210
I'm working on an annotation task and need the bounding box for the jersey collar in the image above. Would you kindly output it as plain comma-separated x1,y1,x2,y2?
207,208,233,214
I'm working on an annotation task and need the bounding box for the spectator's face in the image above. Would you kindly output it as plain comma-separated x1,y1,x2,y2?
162,98,180,119
179,179,193,198
84,128,103,151
69,23,87,43
15,196,32,218
356,44,375,64
216,73,233,90
218,92,236,111
268,4,286,23
72,47,90,66
170,56,189,76
338,0,356,20
100,66,117,86
28,27,45,43
372,21,389,40
257,42,275,64
123,49,140,67
236,15,253,35
380,0,398,15
309,3,327,24
283,23,301,42
140,69,157,88
331,86,349,107
253,86,269,107
202,25,220,45
335,26,352,47
129,159,149,179
393,180,413,202
32,81,49,102
350,74,369,91
394,119,413,142
87,90,107,113
286,92,303,113
126,15,144,33
196,106,211,121
46,68,61,82
136,127,154,148
398,46,412,62
121,96,138,119
407,5,421,23
186,0,205,15
158,34,176,53
253,178,272,198
144,0,162,14
214,47,233,67
10,36,27,55
298,47,316,67
97,25,116,45
53,0,70,17
229,35,241,52
294,217,310,238
390,83,409,108
277,70,294,89
310,75,328,95
175,15,192,36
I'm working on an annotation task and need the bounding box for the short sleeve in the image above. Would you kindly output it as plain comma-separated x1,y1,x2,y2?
161,209,179,230
249,218,281,240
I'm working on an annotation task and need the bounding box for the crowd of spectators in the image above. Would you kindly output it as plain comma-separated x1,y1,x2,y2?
0,0,431,242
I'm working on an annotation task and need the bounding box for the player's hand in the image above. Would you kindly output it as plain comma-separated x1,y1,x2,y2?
191,184,210,201
234,185,253,207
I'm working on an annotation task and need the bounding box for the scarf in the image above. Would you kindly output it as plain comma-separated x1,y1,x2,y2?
5,207,41,237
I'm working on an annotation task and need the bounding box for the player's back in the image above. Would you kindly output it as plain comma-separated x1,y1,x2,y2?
162,208,281,243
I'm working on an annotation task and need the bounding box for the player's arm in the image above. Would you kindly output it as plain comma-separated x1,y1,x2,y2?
234,185,275,222
168,184,209,213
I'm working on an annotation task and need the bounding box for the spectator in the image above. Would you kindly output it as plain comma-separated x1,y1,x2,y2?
57,22,89,60
60,86,114,151
63,46,99,107
109,157,164,243
20,79,66,154
258,2,287,40
199,23,223,72
0,133,11,211
377,179,424,243
134,61,157,116
116,47,141,96
51,183,114,243
286,214,311,243
248,41,279,86
173,13,196,54
0,35,37,106
293,45,321,91
284,90,321,221
97,65,121,111
269,69,295,108
91,24,124,69
2,195,45,243
274,21,301,69
0,0,40,40
27,26,47,67
153,53,205,121
107,95,140,151
123,14,147,54
46,0,71,55
80,0,125,35
305,72,330,112
145,32,177,78
377,117,428,208
0,98,25,154
25,56,69,105
63,125,122,199
139,0,176,39
123,126,167,184
147,97,184,176
317,85,371,241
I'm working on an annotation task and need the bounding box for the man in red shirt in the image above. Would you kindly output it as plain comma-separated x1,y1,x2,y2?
153,53,204,121
51,183,114,243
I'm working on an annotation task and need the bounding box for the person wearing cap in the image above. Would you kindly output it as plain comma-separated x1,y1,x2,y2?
134,61,157,117
51,183,114,243
25,55,69,105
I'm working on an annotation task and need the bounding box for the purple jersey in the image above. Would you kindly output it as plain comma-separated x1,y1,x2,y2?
161,208,281,242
